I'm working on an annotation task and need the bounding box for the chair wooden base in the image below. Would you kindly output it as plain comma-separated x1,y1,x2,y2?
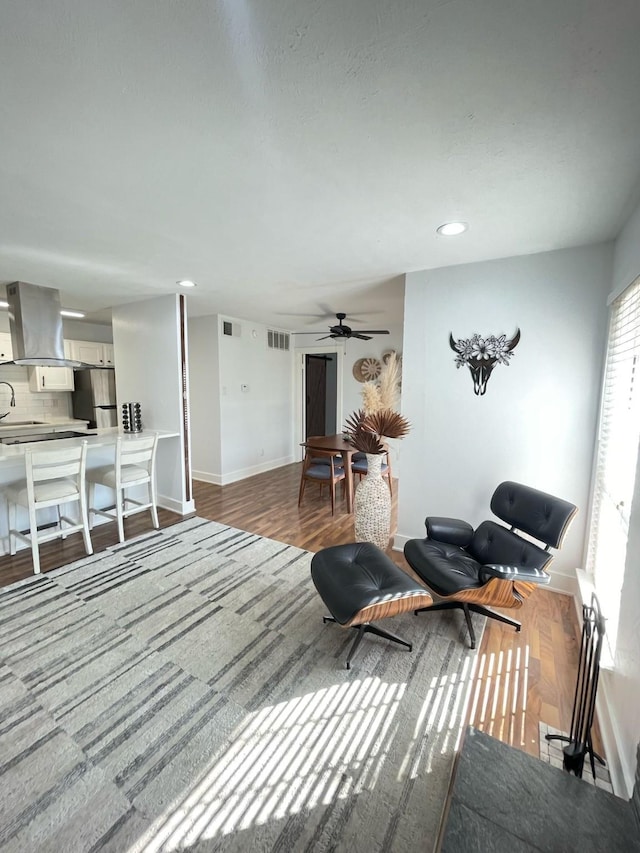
446,577,537,608
414,578,537,649
415,600,522,649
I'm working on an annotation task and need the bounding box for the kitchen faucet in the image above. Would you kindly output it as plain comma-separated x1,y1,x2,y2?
0,381,16,419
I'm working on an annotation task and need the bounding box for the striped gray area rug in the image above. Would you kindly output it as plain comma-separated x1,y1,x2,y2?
0,518,484,852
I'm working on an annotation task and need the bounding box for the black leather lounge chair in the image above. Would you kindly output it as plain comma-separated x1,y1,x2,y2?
403,481,578,648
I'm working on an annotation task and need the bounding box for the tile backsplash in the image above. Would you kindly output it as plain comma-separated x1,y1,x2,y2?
0,364,73,421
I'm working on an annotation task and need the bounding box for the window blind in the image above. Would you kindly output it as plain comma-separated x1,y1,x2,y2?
587,276,640,644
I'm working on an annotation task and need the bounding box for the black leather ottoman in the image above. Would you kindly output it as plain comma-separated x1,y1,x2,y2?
311,542,433,668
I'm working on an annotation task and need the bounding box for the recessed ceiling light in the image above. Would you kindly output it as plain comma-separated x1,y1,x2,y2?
177,279,196,288
436,221,468,236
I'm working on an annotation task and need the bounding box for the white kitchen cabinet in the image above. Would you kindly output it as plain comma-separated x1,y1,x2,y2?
70,340,102,364
0,332,13,362
28,364,75,392
68,340,114,366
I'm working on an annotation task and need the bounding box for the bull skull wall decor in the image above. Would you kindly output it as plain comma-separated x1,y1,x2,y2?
450,329,521,395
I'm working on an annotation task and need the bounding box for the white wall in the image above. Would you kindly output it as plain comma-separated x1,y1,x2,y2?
189,315,295,485
62,319,113,343
397,244,612,590
596,200,640,797
220,317,294,482
188,316,222,481
112,294,194,514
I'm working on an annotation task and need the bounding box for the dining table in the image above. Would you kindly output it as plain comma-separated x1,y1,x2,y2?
300,434,357,513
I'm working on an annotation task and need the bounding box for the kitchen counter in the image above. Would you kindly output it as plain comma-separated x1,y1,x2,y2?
0,426,179,462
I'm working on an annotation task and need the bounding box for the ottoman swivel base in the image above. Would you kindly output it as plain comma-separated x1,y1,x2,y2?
311,542,433,669
322,615,413,669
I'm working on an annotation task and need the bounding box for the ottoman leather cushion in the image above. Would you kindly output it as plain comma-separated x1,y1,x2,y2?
311,542,432,626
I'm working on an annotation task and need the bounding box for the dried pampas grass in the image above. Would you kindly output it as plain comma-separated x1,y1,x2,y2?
360,351,401,413
361,381,382,414
378,351,401,410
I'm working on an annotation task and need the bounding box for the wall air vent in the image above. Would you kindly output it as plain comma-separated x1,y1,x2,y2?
268,330,290,351
222,320,241,337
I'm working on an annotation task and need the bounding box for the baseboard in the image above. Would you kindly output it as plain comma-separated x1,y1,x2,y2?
192,470,224,486
545,570,577,597
392,533,410,552
193,455,295,486
594,672,633,798
157,495,195,516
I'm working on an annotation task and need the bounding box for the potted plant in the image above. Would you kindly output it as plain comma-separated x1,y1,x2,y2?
343,406,411,550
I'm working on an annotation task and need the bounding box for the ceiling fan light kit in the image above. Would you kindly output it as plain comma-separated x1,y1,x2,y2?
293,312,390,341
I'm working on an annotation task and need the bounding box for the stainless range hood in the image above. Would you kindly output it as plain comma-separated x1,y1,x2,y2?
5,281,84,368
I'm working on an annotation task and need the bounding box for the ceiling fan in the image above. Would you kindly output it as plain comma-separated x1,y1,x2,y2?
293,313,390,341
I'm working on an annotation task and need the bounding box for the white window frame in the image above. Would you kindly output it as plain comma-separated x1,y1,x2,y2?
586,275,640,655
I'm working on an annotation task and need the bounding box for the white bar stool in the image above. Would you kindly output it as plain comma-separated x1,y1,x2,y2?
5,441,93,575
87,433,159,542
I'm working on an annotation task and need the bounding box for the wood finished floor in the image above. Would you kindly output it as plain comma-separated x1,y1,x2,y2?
0,461,599,760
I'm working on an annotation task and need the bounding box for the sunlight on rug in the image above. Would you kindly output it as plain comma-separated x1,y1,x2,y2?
0,518,484,852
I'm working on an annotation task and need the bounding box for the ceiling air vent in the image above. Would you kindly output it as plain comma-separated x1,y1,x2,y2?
268,330,290,351
222,320,241,337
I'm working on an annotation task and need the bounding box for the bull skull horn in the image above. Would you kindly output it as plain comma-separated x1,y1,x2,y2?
449,332,458,352
506,328,521,351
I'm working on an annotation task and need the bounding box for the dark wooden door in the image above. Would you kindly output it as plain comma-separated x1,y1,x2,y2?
305,355,327,438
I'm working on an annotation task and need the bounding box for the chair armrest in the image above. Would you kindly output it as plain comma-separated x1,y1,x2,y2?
479,564,551,584
426,516,474,547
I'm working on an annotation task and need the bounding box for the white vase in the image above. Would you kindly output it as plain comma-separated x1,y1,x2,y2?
354,453,391,550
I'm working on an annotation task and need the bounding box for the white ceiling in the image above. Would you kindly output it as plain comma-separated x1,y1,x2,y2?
1,0,640,332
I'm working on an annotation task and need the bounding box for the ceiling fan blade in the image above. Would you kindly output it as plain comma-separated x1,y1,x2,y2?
352,333,373,341
315,335,334,340
355,330,390,335
292,330,327,334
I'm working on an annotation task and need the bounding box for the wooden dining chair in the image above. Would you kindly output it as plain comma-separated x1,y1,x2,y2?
298,446,346,515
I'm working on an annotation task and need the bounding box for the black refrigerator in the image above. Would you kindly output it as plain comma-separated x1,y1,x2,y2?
71,369,117,428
